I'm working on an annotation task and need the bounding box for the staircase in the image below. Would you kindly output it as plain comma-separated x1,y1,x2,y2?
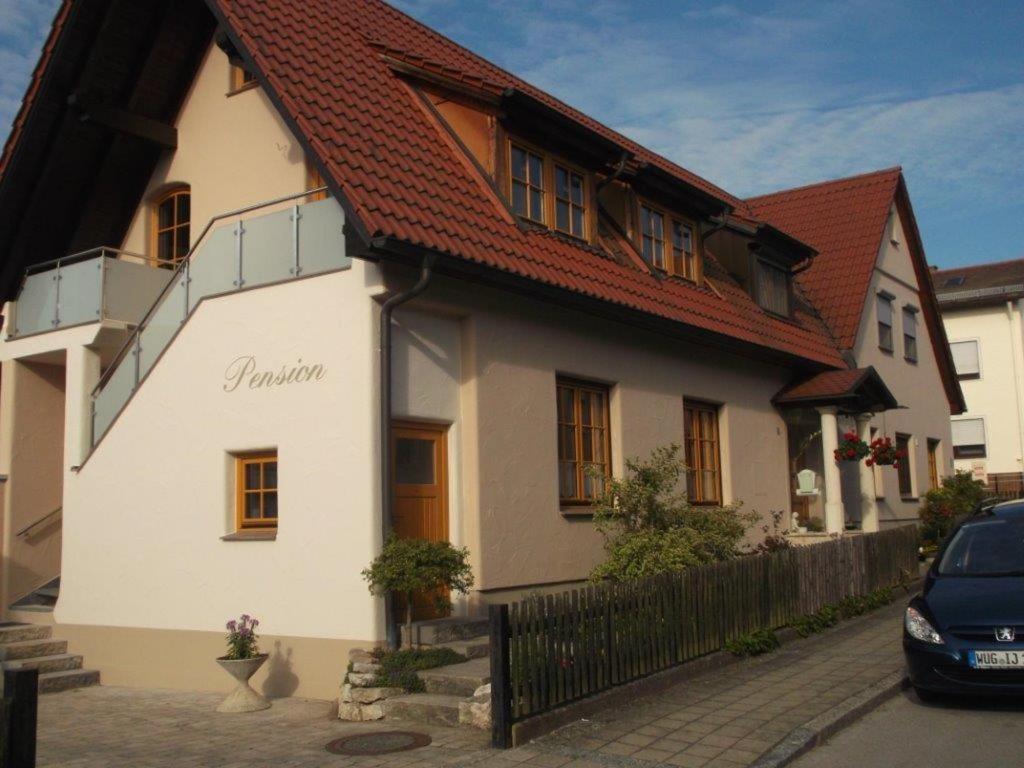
384,617,491,727
0,623,99,694
9,577,60,613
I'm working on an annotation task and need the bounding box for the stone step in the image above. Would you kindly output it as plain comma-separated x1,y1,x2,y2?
0,638,67,661
439,636,489,660
4,653,83,674
39,668,99,694
402,617,490,646
383,693,463,727
417,657,490,697
0,624,51,644
35,586,60,599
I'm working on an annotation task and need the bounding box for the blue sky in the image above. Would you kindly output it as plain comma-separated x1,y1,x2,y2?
2,1,1023,267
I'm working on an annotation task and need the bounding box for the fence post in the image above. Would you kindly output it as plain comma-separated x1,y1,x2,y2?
4,667,38,768
489,603,512,749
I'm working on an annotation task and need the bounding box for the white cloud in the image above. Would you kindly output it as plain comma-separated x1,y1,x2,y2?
0,0,60,139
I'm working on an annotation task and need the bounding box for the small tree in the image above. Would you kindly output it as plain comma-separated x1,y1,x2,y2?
919,470,987,543
362,535,474,649
589,445,756,582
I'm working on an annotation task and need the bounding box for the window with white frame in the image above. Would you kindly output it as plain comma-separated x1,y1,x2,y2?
951,418,986,459
877,293,894,352
950,340,981,380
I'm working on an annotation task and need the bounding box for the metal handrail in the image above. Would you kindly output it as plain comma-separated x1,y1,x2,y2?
22,246,161,276
91,187,329,397
15,506,62,538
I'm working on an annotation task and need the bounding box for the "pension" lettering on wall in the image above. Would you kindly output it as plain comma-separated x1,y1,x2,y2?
223,355,327,392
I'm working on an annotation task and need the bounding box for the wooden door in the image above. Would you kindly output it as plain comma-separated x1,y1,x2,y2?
391,421,449,621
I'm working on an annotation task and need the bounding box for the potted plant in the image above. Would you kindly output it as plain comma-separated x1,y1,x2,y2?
867,436,906,468
363,535,474,649
215,614,270,713
833,431,869,463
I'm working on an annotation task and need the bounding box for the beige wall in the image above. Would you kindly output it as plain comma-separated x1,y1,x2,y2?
120,42,309,259
942,301,1024,477
0,358,65,608
852,206,954,522
395,276,795,600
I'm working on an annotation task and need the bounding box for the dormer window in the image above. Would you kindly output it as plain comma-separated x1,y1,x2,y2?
554,164,586,238
640,202,701,283
510,144,545,223
754,259,790,316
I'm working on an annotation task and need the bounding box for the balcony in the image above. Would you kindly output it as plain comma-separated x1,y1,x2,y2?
90,193,347,444
8,249,174,339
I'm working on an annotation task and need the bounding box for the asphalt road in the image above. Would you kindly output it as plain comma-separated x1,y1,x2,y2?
793,687,1024,768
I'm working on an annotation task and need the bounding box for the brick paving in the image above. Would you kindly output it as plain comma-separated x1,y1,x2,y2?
37,600,908,768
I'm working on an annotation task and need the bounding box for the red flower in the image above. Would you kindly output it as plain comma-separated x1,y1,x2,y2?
866,459,874,467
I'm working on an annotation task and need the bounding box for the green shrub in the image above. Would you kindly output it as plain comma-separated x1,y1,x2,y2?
794,587,893,636
362,535,474,648
366,647,467,693
725,629,779,657
589,445,757,582
371,669,425,693
793,605,839,637
919,470,986,543
805,516,825,533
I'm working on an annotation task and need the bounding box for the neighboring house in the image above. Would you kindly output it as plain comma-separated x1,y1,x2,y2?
0,0,962,699
933,258,1024,496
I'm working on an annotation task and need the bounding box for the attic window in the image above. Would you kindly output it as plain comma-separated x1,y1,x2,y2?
640,205,666,269
640,203,701,283
510,144,545,223
229,63,257,93
554,164,587,238
942,276,965,288
754,259,790,316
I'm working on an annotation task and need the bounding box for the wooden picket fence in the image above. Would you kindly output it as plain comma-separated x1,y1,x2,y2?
488,525,918,747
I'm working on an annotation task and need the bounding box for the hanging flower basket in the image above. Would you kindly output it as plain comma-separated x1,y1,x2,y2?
867,436,907,468
834,431,869,462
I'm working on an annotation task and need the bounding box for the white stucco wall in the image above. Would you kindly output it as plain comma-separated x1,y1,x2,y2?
57,264,383,642
852,206,955,523
942,301,1024,477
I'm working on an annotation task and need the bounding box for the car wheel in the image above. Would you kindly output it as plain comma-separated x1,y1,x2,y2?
913,686,942,703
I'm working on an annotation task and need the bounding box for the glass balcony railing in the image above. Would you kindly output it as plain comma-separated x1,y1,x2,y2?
9,249,174,338
90,192,348,445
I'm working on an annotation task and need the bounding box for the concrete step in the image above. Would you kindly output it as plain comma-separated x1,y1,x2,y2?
39,668,99,694
439,636,489,660
402,617,490,646
4,653,83,674
0,624,52,644
0,638,67,661
35,586,60,599
383,693,463,727
418,657,490,697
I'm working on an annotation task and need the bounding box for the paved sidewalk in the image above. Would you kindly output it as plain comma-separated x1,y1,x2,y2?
36,599,909,768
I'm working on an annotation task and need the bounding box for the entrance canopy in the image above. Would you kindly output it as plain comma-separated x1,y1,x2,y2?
773,367,899,414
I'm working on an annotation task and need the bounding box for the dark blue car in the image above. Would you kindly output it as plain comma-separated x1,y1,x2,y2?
905,500,1024,699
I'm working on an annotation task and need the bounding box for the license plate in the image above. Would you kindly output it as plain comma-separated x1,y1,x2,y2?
969,650,1024,669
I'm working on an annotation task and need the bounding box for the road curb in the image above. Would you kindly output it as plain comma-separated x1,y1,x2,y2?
749,672,910,768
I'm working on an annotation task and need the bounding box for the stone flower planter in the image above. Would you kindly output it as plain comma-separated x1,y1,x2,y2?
216,654,271,713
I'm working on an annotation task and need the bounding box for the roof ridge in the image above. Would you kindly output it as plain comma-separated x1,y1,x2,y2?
745,166,903,204
933,256,1024,274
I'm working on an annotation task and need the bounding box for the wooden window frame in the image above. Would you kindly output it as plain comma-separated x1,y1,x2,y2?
552,162,588,239
684,400,723,505
754,258,791,317
638,199,702,283
305,157,327,202
151,186,191,267
556,377,612,507
508,140,547,225
229,63,258,95
895,433,914,499
235,452,278,530
903,306,918,363
877,293,895,353
927,438,940,490
506,137,592,241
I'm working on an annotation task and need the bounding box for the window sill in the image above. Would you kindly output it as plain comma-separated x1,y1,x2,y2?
878,347,894,355
904,357,918,365
560,507,595,519
221,530,277,542
226,81,259,97
900,496,919,503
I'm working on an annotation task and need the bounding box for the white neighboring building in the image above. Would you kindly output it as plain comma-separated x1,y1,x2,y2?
934,259,1024,496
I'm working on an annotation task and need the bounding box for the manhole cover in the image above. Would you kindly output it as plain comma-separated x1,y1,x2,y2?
325,731,432,755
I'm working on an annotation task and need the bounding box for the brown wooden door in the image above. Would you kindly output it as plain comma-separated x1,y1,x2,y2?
391,421,449,621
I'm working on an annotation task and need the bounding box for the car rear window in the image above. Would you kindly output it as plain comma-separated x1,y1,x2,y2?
939,519,1024,576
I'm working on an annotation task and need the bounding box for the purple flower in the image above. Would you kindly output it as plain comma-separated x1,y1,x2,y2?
226,621,237,632
240,614,251,624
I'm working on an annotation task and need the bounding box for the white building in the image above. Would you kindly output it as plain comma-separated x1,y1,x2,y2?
934,259,1024,496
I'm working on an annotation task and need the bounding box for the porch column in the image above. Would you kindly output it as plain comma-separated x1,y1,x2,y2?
64,345,101,469
857,414,880,532
817,406,844,535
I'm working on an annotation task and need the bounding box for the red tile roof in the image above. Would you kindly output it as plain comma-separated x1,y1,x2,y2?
202,0,844,368
746,168,903,350
774,367,897,411
933,258,1024,307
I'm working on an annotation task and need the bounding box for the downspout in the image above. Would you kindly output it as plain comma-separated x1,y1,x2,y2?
379,253,436,650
